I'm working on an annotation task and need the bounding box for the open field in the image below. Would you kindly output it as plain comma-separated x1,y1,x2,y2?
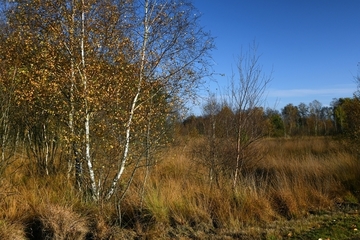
0,137,359,239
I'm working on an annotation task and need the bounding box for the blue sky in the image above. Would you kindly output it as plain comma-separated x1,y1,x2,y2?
189,0,360,115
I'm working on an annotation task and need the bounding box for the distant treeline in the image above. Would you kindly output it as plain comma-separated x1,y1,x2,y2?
179,97,360,138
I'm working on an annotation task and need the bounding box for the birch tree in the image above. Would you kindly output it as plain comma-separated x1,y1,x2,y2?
309,100,322,136
4,0,213,201
105,0,214,200
0,21,19,175
2,1,64,175
201,94,221,188
230,43,271,188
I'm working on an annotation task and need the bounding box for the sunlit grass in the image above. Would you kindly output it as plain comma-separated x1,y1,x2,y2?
0,136,359,238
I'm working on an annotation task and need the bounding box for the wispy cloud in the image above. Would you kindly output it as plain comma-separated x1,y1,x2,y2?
267,86,356,98
265,84,357,108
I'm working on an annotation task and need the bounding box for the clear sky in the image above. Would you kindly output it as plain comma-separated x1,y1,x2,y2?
189,0,360,115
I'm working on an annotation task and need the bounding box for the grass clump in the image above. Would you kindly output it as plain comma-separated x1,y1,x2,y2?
24,204,88,240
0,220,26,240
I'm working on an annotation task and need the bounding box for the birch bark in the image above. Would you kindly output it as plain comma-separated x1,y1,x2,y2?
106,0,151,201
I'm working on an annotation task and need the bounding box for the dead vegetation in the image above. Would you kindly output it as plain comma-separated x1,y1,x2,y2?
0,137,359,239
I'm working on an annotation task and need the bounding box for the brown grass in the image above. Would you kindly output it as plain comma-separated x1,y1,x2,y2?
24,204,88,240
0,136,359,239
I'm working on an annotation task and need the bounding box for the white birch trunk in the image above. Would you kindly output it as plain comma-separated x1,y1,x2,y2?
105,0,151,200
1,105,9,164
80,0,98,200
65,0,83,188
43,124,49,176
0,67,16,167
233,125,242,189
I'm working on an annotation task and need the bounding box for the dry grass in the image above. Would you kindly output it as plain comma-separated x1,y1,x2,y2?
24,204,88,240
0,136,359,239
0,220,26,240
141,137,360,233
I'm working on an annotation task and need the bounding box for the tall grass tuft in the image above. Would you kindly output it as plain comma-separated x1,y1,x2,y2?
24,204,88,240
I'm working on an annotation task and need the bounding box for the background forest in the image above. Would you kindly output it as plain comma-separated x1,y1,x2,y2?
1,0,360,239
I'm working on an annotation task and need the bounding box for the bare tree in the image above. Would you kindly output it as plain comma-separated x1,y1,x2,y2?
202,94,221,188
229,42,271,188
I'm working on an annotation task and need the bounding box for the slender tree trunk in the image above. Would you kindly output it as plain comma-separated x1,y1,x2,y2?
66,0,83,189
233,122,242,189
209,115,216,188
80,0,98,201
43,124,49,176
1,104,10,164
106,0,150,200
140,111,152,209
0,67,17,173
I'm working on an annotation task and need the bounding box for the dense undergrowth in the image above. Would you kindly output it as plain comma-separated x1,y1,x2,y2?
1,137,360,239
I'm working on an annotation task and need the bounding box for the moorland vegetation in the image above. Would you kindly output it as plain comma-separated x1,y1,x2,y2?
1,0,360,239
